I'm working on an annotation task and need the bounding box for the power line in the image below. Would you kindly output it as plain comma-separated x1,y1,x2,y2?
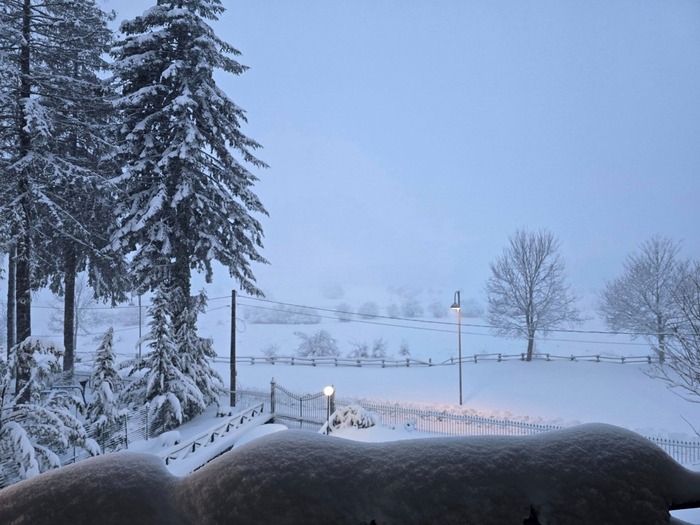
237,302,458,335
237,294,674,341
22,291,673,347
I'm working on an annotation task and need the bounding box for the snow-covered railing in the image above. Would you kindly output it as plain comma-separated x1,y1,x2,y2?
350,402,565,437
646,437,700,466
214,353,660,367
159,403,268,474
215,355,435,367
338,400,700,466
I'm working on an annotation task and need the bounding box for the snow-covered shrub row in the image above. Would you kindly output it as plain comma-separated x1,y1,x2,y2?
346,338,387,359
295,330,406,359
243,305,321,325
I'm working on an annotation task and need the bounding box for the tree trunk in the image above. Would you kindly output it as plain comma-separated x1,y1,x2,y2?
15,0,33,403
63,246,77,374
526,318,535,361
6,246,16,359
657,317,666,364
15,228,31,401
172,210,192,335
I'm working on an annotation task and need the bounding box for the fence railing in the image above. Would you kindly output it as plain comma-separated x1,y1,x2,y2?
227,384,700,466
352,402,565,437
62,403,149,465
336,400,700,465
159,403,266,468
214,353,659,367
0,403,150,489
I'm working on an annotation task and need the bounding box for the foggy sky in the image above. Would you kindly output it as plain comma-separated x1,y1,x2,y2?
103,0,700,308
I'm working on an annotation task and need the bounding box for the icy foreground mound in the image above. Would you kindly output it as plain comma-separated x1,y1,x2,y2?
1,423,699,524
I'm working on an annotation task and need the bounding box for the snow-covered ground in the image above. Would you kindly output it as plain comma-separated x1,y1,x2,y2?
2,423,700,524
14,286,700,522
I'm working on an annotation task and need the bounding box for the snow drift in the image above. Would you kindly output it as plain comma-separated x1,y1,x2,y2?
1,423,699,524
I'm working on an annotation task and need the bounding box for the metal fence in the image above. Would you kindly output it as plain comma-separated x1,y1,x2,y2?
1,403,152,488
66,403,151,464
647,436,700,466
225,385,700,466
337,401,700,465
352,402,564,437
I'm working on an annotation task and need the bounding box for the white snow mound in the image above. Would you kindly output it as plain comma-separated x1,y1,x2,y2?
1,423,699,524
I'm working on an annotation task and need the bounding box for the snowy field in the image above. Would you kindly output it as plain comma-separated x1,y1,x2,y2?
16,285,700,523
30,283,699,439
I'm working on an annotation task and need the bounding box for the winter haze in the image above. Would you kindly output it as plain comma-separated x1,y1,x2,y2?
100,0,700,306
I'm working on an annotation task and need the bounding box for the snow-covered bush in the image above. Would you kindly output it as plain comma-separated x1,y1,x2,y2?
157,430,181,448
244,305,320,325
346,341,369,358
428,300,448,318
0,339,99,481
347,339,387,359
294,330,340,357
335,303,353,322
401,297,424,318
386,304,400,318
329,405,380,430
398,340,411,356
261,343,279,362
356,301,379,319
371,338,387,358
462,298,485,318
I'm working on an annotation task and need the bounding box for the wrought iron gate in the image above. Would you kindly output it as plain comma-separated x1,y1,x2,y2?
270,379,335,431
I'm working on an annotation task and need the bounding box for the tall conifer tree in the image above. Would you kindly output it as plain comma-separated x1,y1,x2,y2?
0,0,119,377
110,0,268,299
110,0,267,413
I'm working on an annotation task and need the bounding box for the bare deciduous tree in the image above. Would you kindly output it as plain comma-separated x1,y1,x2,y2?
648,262,700,403
598,235,686,363
486,229,584,361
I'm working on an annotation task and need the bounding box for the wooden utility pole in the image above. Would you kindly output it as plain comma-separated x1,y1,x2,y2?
230,290,236,407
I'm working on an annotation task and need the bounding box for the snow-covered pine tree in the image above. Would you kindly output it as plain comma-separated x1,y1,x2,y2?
120,287,204,433
110,0,268,301
0,0,121,377
173,290,225,417
0,339,99,480
87,328,123,445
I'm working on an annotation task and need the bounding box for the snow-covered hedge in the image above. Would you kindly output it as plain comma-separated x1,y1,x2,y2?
329,405,379,431
2,423,700,524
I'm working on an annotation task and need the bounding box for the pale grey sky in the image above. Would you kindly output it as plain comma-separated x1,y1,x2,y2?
104,0,700,307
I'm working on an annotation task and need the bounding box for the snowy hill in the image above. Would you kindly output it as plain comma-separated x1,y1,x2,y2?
22,285,700,440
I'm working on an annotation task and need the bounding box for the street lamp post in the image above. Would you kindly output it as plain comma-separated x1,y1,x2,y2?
450,291,462,405
323,385,335,435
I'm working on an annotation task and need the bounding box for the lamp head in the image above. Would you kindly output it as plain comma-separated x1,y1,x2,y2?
323,385,335,396
450,290,461,310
